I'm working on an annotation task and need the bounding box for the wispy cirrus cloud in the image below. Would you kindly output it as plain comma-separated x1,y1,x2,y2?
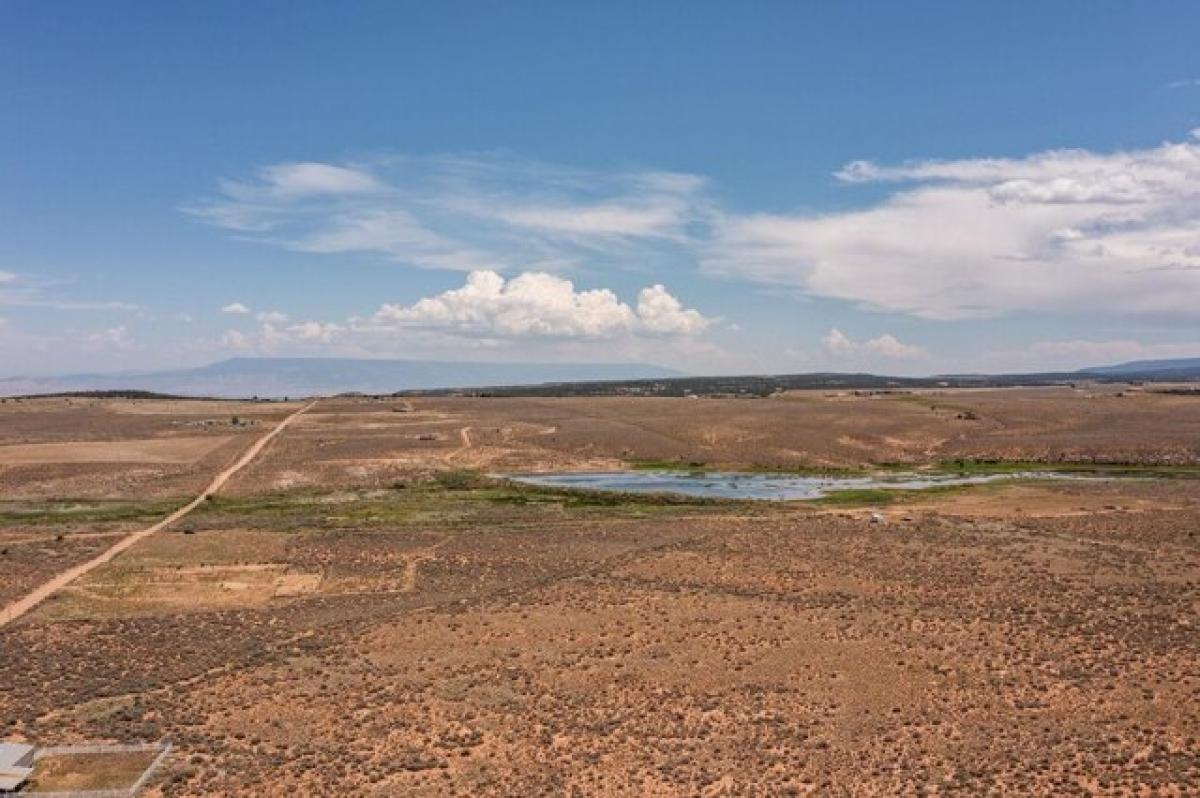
190,135,1200,333
185,155,709,274
250,162,383,199
0,272,137,312
1167,77,1200,90
186,162,385,233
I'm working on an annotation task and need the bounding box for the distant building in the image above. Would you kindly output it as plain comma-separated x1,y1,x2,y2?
0,742,34,793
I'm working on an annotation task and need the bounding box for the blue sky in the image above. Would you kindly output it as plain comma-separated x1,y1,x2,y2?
3,1,1200,376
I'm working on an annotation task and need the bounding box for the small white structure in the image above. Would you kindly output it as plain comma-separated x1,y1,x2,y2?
0,742,34,793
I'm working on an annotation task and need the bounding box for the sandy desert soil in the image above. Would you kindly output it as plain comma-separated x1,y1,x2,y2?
0,390,1197,795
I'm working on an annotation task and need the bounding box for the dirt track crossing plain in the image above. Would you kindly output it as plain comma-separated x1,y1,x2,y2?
1,388,1197,795
0,400,315,627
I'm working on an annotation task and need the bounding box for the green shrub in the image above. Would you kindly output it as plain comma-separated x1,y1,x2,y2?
434,470,479,490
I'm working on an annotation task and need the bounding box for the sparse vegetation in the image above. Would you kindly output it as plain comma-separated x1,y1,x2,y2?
0,498,183,526
936,458,1200,478
3,390,1198,795
433,468,481,490
812,487,897,505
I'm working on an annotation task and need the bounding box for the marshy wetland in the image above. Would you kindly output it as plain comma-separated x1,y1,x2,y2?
504,467,1129,501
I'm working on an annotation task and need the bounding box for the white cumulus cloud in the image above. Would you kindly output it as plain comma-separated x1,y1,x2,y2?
222,302,251,315
280,320,342,343
84,325,135,351
372,270,710,340
821,328,925,359
635,284,710,335
189,139,1200,353
222,320,344,352
221,329,251,349
213,271,715,366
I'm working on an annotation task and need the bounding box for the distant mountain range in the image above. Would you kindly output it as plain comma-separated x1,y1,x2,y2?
1,355,1197,399
1079,357,1200,377
0,357,685,398
408,357,1200,398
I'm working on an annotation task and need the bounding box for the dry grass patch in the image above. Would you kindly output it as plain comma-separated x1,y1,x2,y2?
31,526,316,621
42,563,321,620
26,750,158,792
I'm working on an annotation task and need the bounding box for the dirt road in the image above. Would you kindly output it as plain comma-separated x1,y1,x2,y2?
0,400,317,628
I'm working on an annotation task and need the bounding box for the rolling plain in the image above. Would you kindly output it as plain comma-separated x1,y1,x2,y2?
1,386,1198,795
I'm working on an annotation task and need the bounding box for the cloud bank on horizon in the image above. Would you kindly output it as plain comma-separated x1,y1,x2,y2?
708,129,1200,321
7,3,1200,380
7,133,1200,376
172,131,1200,371
190,132,1200,327
218,270,713,355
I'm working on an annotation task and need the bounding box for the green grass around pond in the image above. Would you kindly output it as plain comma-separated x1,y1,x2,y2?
630,456,1200,479
628,458,712,474
933,459,1200,478
810,488,897,506
811,482,996,507
436,468,735,509
485,482,733,510
0,498,184,526
628,458,874,477
10,457,1191,531
190,473,721,530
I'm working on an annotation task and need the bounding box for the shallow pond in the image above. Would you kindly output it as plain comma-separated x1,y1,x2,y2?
505,469,1081,501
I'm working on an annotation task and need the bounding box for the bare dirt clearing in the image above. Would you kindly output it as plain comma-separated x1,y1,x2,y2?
0,396,300,499
0,435,235,465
